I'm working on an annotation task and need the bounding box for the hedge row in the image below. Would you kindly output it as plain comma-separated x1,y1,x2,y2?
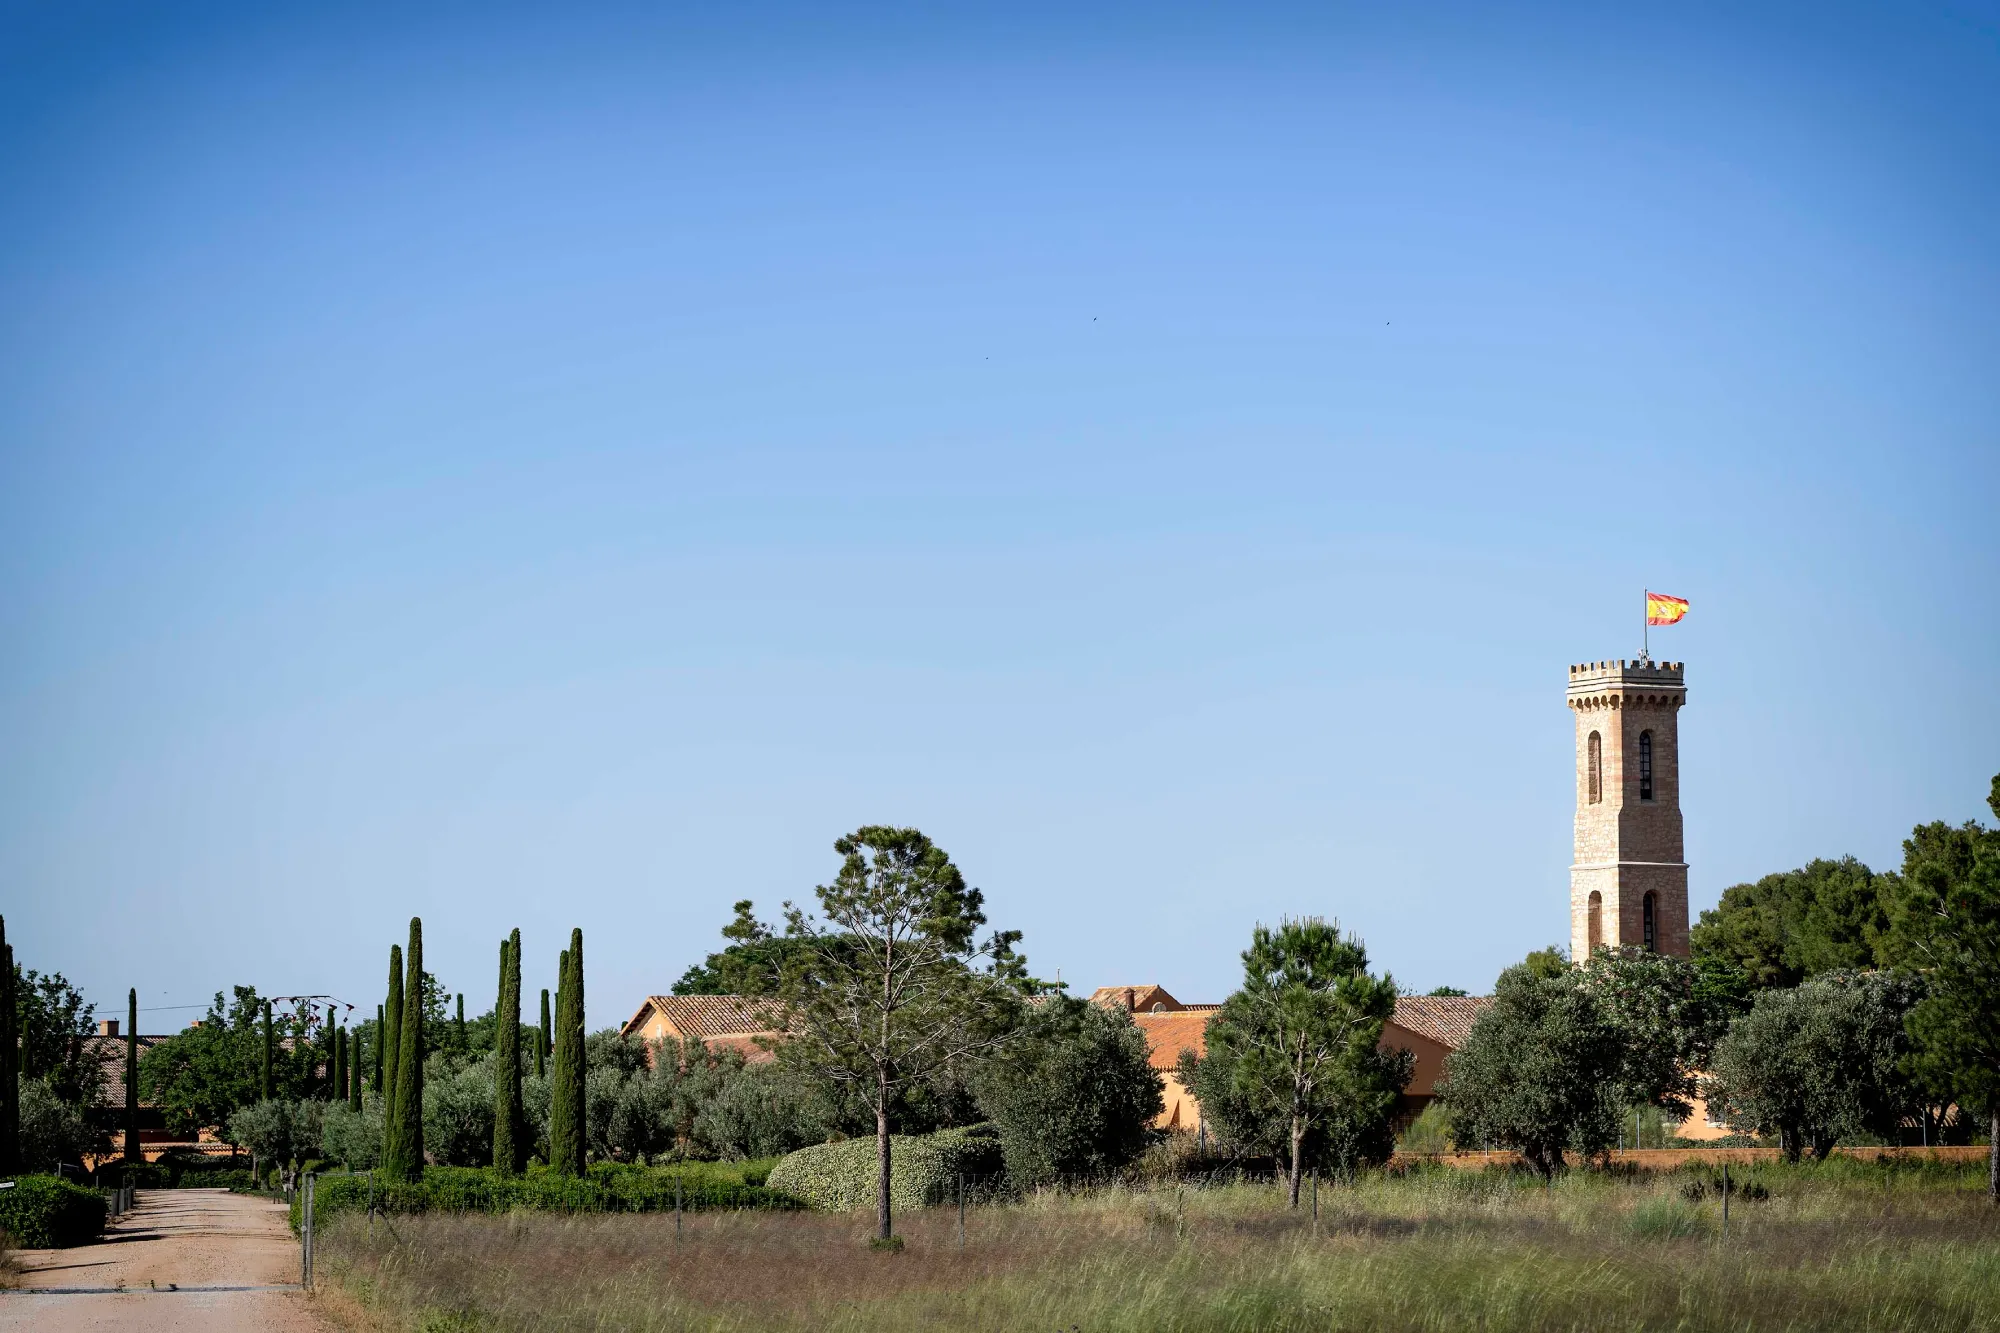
291,1164,802,1229
767,1125,1005,1212
0,1175,108,1248
93,1158,255,1190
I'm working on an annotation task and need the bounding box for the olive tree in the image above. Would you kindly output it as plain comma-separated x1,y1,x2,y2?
973,995,1163,1186
1441,962,1623,1176
1705,970,1922,1162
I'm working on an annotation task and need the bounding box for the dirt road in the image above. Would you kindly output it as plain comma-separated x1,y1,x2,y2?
1,1188,332,1331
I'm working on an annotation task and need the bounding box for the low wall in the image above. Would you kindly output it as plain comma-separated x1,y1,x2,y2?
1392,1145,1989,1170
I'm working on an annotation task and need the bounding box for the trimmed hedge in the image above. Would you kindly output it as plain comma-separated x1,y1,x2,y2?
95,1155,254,1190
290,1163,802,1229
0,1175,109,1248
767,1125,1004,1212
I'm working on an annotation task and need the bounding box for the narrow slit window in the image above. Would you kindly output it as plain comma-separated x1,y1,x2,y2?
1643,892,1657,952
1587,891,1603,955
1587,732,1602,804
1639,731,1654,801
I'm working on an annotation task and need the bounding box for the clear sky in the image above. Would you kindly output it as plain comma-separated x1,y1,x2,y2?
2,2,1995,1031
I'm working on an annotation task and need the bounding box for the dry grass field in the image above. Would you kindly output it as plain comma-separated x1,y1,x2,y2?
316,1158,2000,1332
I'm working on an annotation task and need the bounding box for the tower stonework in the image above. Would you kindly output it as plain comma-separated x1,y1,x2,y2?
1568,659,1689,959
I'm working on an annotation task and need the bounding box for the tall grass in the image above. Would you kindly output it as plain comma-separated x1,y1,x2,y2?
318,1158,2000,1332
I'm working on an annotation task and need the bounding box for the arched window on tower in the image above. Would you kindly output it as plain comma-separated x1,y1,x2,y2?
1587,890,1603,956
1642,891,1657,952
1639,731,1654,802
1587,732,1602,804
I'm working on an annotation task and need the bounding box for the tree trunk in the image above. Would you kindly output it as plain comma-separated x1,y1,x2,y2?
1288,1117,1305,1209
1989,1108,1997,1204
876,1077,893,1241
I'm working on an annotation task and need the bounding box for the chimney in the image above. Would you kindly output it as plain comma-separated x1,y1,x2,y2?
99,1018,119,1037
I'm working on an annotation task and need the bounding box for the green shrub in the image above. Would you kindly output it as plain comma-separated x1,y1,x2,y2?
182,1169,255,1190
92,1161,170,1189
0,1176,108,1247
767,1125,1004,1212
288,1163,800,1229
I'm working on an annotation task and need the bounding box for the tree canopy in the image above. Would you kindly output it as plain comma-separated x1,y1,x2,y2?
973,994,1162,1186
1180,918,1409,1205
1885,772,2000,1196
13,966,103,1109
1705,970,1922,1162
139,987,319,1140
1575,946,1732,1120
1691,856,1896,991
1441,962,1623,1176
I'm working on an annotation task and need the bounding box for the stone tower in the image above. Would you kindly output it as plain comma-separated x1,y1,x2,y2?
1568,658,1689,959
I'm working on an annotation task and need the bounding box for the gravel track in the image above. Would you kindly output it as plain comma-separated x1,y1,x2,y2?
2,1188,333,1331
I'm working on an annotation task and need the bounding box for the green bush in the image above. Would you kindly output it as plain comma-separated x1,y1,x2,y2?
92,1161,170,1189
0,1176,108,1247
289,1162,801,1229
767,1125,1004,1212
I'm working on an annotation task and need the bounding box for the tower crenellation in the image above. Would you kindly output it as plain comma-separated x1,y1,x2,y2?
1568,657,1690,960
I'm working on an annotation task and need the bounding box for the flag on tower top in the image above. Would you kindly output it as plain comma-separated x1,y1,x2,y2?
1646,592,1690,626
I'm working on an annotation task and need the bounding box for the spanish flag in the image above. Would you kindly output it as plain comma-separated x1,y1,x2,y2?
1646,592,1690,626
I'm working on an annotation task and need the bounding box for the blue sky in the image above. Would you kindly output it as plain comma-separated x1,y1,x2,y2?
3,2,1995,1030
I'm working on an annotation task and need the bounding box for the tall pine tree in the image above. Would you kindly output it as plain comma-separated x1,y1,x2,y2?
548,933,587,1175
382,918,427,1182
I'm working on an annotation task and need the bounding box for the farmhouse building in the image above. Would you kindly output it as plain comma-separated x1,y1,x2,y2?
1087,984,1487,1130
620,994,784,1062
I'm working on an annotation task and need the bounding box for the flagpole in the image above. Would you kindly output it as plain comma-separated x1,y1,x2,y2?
1642,591,1649,662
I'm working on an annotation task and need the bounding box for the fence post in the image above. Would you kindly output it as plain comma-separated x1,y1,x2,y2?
957,1170,965,1249
301,1172,315,1289
1311,1171,1319,1237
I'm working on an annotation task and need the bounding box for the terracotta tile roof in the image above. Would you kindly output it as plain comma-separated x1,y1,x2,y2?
1131,1010,1215,1070
1089,984,1186,1014
625,994,785,1042
1389,996,1490,1050
79,1034,170,1110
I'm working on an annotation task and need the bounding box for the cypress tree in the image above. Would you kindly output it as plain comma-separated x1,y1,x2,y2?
124,989,140,1164
547,951,570,1170
383,918,427,1182
373,1004,385,1093
333,1023,346,1103
350,1028,364,1111
454,993,466,1053
0,916,16,1174
383,945,404,1107
548,931,586,1175
493,931,526,1173
537,988,550,1079
261,1001,274,1100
